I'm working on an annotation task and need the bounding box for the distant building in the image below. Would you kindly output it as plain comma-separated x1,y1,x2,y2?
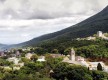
7,57,20,65
87,36,96,40
70,48,75,61
97,31,103,37
50,54,63,58
63,48,86,66
37,56,46,62
88,62,105,70
0,51,5,57
76,56,84,61
16,51,21,57
7,57,24,70
25,53,33,59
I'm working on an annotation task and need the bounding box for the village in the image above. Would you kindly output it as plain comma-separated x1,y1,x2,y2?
0,31,108,73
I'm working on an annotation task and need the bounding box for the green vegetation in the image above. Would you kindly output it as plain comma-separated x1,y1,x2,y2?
37,38,108,60
0,58,13,66
52,62,108,80
0,57,108,80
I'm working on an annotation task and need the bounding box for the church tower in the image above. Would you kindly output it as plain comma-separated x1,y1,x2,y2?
97,31,103,37
70,48,75,61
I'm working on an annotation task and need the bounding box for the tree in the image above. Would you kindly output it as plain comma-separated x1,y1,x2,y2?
30,54,38,62
51,49,59,54
97,63,103,71
92,70,108,80
52,62,69,80
64,47,72,55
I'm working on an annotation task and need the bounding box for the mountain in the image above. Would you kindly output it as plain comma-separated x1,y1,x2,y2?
0,44,7,50
4,6,108,49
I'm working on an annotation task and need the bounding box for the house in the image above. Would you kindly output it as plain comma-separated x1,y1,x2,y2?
76,56,85,61
50,54,63,58
88,62,105,70
25,53,33,59
37,56,46,62
87,36,96,40
15,51,21,57
0,51,6,57
104,66,108,72
7,57,20,65
7,57,24,69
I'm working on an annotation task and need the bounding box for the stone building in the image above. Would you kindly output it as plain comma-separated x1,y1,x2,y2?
97,31,103,37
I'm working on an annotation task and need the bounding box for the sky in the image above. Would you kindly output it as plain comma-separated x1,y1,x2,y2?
0,0,108,44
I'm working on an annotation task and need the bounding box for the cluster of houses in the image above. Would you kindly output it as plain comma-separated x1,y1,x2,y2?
1,48,108,72
63,48,108,72
77,31,108,41
0,50,46,70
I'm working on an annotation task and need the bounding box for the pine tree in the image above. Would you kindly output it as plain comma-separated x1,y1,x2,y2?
97,63,103,71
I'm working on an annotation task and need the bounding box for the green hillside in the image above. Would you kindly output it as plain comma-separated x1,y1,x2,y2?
19,6,108,46
0,44,7,50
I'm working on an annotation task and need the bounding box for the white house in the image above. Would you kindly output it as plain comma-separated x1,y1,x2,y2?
88,62,105,70
7,57,24,68
7,57,20,65
87,36,96,40
76,56,85,61
25,53,33,59
37,56,46,62
97,31,103,37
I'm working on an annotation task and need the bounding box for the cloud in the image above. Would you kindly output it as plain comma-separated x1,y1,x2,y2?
0,16,89,44
0,0,107,19
0,0,107,44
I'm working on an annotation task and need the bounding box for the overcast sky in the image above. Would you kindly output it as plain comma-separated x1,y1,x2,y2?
0,0,108,44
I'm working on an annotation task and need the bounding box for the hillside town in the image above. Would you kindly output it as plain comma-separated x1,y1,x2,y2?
0,31,108,80
0,47,108,72
0,31,108,73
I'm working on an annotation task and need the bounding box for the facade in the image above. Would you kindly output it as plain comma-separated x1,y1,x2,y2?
88,62,105,70
37,56,46,62
16,51,21,57
76,56,84,61
7,57,24,69
50,54,63,58
7,57,20,65
0,52,5,57
87,36,96,40
97,31,103,37
25,53,33,59
70,48,75,61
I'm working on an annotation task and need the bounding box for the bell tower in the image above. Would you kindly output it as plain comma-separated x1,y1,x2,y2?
70,48,75,61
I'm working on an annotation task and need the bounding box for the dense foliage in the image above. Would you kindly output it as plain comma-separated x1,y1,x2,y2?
52,62,108,80
37,38,108,59
0,57,108,80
